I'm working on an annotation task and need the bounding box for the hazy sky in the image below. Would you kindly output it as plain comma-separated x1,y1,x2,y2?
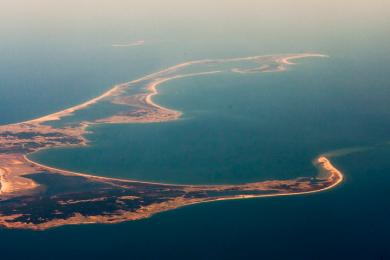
1,0,389,44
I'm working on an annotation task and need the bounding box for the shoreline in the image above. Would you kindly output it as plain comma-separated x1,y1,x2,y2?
0,52,343,230
22,153,342,189
14,53,326,126
0,154,344,230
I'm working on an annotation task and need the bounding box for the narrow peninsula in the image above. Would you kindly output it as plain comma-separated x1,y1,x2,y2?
0,53,342,230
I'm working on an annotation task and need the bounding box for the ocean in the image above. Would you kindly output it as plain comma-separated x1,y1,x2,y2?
1,1,389,259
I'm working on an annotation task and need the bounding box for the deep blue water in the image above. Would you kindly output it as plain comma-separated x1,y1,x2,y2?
2,147,390,260
1,1,390,259
24,55,390,260
30,57,390,185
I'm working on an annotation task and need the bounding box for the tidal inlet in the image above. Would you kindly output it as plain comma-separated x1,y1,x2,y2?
0,1,389,259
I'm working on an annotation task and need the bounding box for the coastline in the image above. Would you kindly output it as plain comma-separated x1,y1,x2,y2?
15,53,326,126
0,52,343,230
22,153,342,190
0,153,343,230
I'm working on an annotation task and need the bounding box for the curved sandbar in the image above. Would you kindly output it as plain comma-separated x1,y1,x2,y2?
0,53,341,230
0,152,343,230
18,53,327,125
